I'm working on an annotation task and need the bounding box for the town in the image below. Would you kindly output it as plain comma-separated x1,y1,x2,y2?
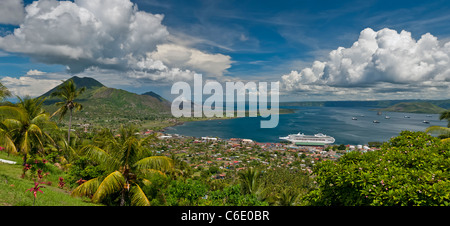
151,131,380,180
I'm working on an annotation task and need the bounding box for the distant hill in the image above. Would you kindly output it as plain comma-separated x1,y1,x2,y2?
280,99,450,111
141,91,170,104
41,76,105,98
40,76,172,127
376,102,447,114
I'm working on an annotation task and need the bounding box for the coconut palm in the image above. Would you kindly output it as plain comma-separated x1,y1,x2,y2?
275,189,299,206
0,96,56,165
426,110,450,142
50,79,86,144
71,125,173,206
0,82,13,155
440,110,450,127
238,167,264,196
0,82,11,102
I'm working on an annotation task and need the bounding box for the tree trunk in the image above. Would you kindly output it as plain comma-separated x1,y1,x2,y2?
68,108,72,145
120,188,126,206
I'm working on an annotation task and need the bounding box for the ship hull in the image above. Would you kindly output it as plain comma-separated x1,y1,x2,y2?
279,132,335,145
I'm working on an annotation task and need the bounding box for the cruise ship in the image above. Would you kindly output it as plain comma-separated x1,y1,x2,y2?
279,132,335,146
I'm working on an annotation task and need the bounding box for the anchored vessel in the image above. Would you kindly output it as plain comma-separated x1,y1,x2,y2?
279,132,335,146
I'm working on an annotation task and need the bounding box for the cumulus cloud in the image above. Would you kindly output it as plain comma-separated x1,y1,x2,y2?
26,69,46,76
0,0,25,25
1,71,68,97
282,28,450,99
0,0,232,82
149,44,232,77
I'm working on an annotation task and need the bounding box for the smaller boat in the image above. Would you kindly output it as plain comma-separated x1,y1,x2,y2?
385,116,390,119
404,116,410,118
423,121,430,124
373,120,380,123
352,117,357,120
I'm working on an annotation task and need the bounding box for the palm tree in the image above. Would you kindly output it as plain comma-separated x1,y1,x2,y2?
238,167,264,196
71,125,174,206
0,83,15,156
0,82,11,102
275,189,299,206
0,96,56,165
426,110,450,142
440,110,450,127
50,79,86,144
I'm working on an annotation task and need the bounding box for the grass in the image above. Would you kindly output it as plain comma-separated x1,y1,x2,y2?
0,152,98,206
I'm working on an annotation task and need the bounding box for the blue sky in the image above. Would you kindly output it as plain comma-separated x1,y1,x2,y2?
0,0,450,101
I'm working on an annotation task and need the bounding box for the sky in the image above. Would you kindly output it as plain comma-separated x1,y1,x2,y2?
0,0,449,102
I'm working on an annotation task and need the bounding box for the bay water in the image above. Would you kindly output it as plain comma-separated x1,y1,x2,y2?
165,107,448,145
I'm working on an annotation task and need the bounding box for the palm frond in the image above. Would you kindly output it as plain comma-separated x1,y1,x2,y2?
138,133,157,146
19,130,31,155
73,102,83,112
51,105,68,120
28,123,44,137
80,144,116,169
120,136,140,166
2,118,22,131
130,184,151,206
30,113,50,124
134,156,174,172
0,106,27,123
426,126,450,135
439,110,450,121
139,169,166,178
92,171,125,203
71,177,101,197
141,179,152,187
0,127,17,155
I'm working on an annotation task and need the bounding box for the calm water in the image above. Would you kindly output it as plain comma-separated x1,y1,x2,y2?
165,107,448,145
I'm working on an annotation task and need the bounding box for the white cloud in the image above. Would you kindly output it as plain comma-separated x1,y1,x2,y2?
281,28,450,99
1,72,68,97
26,69,46,76
0,0,25,25
149,44,232,77
0,0,232,82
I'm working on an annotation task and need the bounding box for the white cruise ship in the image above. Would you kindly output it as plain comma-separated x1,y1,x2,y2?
279,132,335,146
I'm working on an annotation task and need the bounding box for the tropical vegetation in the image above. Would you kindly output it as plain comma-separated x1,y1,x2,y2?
426,110,450,142
1,80,450,206
50,79,86,144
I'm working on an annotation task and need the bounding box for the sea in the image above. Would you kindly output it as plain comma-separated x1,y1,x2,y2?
164,106,448,145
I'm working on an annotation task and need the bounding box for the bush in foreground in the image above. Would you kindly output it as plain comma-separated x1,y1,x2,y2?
306,131,450,206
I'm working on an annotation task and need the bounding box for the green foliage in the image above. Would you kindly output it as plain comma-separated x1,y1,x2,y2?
206,184,268,206
306,131,450,206
368,141,383,148
261,168,315,206
42,77,172,129
0,96,57,165
66,156,106,187
165,179,208,206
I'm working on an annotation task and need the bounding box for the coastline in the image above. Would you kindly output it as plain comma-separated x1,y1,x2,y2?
160,108,296,131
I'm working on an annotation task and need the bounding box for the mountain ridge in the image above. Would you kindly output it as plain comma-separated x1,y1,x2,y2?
40,76,172,128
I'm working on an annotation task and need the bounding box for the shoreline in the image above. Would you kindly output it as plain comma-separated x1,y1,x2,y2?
161,108,296,130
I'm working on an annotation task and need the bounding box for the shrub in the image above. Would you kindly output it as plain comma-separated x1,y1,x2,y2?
306,131,450,206
66,156,105,187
